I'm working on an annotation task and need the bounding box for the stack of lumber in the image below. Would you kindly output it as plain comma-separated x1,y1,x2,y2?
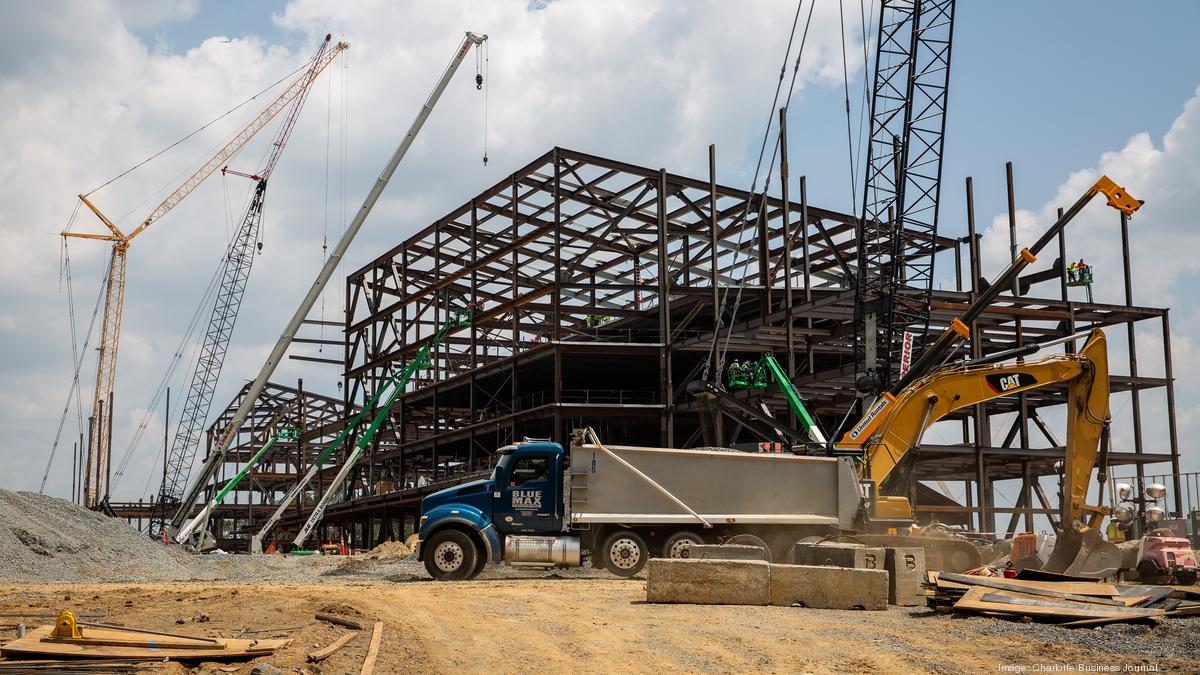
925,571,1200,627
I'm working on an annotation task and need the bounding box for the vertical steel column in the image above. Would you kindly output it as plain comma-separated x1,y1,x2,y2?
1057,207,1069,303
1120,212,1147,502
470,200,479,370
658,168,674,446
800,177,814,375
779,108,796,411
553,151,563,441
965,177,991,533
758,194,770,313
708,146,720,377
1162,312,1183,516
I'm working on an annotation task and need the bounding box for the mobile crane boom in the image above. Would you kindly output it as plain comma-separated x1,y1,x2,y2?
171,31,488,546
278,309,474,552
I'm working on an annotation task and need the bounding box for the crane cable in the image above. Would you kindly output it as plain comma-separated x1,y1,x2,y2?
113,243,229,489
705,0,815,384
116,142,266,493
82,60,312,199
478,39,489,166
41,216,108,495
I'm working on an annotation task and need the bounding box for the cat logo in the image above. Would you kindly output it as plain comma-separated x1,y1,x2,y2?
986,372,1038,394
511,490,542,510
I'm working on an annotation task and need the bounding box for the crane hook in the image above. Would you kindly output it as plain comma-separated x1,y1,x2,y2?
475,73,483,90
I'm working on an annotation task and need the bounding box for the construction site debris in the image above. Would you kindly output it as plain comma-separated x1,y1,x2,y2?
360,621,383,675
315,612,365,630
925,570,1200,627
1,621,288,660
307,631,356,662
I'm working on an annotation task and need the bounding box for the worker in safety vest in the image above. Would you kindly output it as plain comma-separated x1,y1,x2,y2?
1106,518,1126,543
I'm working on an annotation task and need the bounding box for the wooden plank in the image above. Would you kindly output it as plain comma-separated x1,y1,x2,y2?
78,620,221,644
953,587,1166,621
1,625,288,661
43,635,212,650
931,571,1120,597
316,613,365,630
360,621,383,675
938,572,1126,606
1060,615,1161,629
1015,569,1098,583
308,632,356,662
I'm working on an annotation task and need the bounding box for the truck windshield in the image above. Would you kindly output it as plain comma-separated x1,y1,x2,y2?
493,453,514,483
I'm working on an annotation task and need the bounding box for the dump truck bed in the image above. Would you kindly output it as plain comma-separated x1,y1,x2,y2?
568,443,860,529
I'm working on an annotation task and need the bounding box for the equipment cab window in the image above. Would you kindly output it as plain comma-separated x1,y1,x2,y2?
510,456,549,487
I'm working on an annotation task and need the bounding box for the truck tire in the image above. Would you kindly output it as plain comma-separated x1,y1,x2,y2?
602,529,648,577
424,529,479,581
663,531,705,558
1176,569,1198,586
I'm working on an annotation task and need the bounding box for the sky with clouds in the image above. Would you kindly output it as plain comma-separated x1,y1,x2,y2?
1,1,1198,511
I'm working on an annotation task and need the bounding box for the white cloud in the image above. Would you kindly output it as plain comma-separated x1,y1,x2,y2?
976,86,1200,474
1,0,869,499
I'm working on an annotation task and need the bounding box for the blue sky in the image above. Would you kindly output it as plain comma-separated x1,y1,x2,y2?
3,0,1198,514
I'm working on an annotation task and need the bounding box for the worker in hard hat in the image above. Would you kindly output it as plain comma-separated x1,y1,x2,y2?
1106,517,1126,543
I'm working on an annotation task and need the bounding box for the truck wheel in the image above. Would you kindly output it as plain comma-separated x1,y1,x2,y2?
424,529,479,581
663,531,705,558
602,529,648,577
470,546,488,580
1175,569,1197,586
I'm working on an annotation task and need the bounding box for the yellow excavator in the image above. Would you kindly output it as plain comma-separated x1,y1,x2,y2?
835,175,1141,577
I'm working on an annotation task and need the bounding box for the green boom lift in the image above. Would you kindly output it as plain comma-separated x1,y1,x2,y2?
728,354,827,445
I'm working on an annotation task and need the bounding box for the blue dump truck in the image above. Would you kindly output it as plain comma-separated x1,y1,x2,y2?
416,428,863,580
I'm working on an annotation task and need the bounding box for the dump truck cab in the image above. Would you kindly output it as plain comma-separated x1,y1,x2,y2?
417,441,570,580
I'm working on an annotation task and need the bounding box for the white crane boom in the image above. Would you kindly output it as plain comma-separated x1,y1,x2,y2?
172,31,488,547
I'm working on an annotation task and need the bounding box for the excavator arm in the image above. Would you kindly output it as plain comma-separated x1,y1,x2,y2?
862,329,1109,505
850,328,1118,576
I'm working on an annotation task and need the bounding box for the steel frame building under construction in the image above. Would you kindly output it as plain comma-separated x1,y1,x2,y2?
118,146,1178,550
240,145,1178,550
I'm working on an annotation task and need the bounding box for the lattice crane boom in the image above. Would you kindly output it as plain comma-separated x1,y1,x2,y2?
855,0,956,395
148,36,345,535
63,35,348,508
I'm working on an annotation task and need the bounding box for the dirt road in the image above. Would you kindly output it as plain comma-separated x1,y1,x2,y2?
3,572,1197,673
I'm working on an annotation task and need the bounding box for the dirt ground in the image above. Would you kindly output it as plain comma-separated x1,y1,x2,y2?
3,567,1199,674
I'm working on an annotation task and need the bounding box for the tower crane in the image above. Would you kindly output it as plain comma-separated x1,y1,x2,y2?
64,36,347,509
147,35,346,536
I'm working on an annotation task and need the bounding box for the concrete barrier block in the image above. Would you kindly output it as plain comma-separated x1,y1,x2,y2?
769,563,888,610
884,547,926,606
682,544,769,561
646,558,770,605
789,542,885,570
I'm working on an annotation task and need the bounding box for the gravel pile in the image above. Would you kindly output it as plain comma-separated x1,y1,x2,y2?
0,490,348,583
0,489,195,582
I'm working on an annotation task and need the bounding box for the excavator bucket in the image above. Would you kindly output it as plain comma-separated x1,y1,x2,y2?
1039,527,1121,578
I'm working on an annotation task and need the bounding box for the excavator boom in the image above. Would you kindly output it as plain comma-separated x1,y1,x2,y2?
849,329,1117,577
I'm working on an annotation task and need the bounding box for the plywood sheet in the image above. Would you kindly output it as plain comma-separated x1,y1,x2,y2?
1,625,289,660
953,587,1166,621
